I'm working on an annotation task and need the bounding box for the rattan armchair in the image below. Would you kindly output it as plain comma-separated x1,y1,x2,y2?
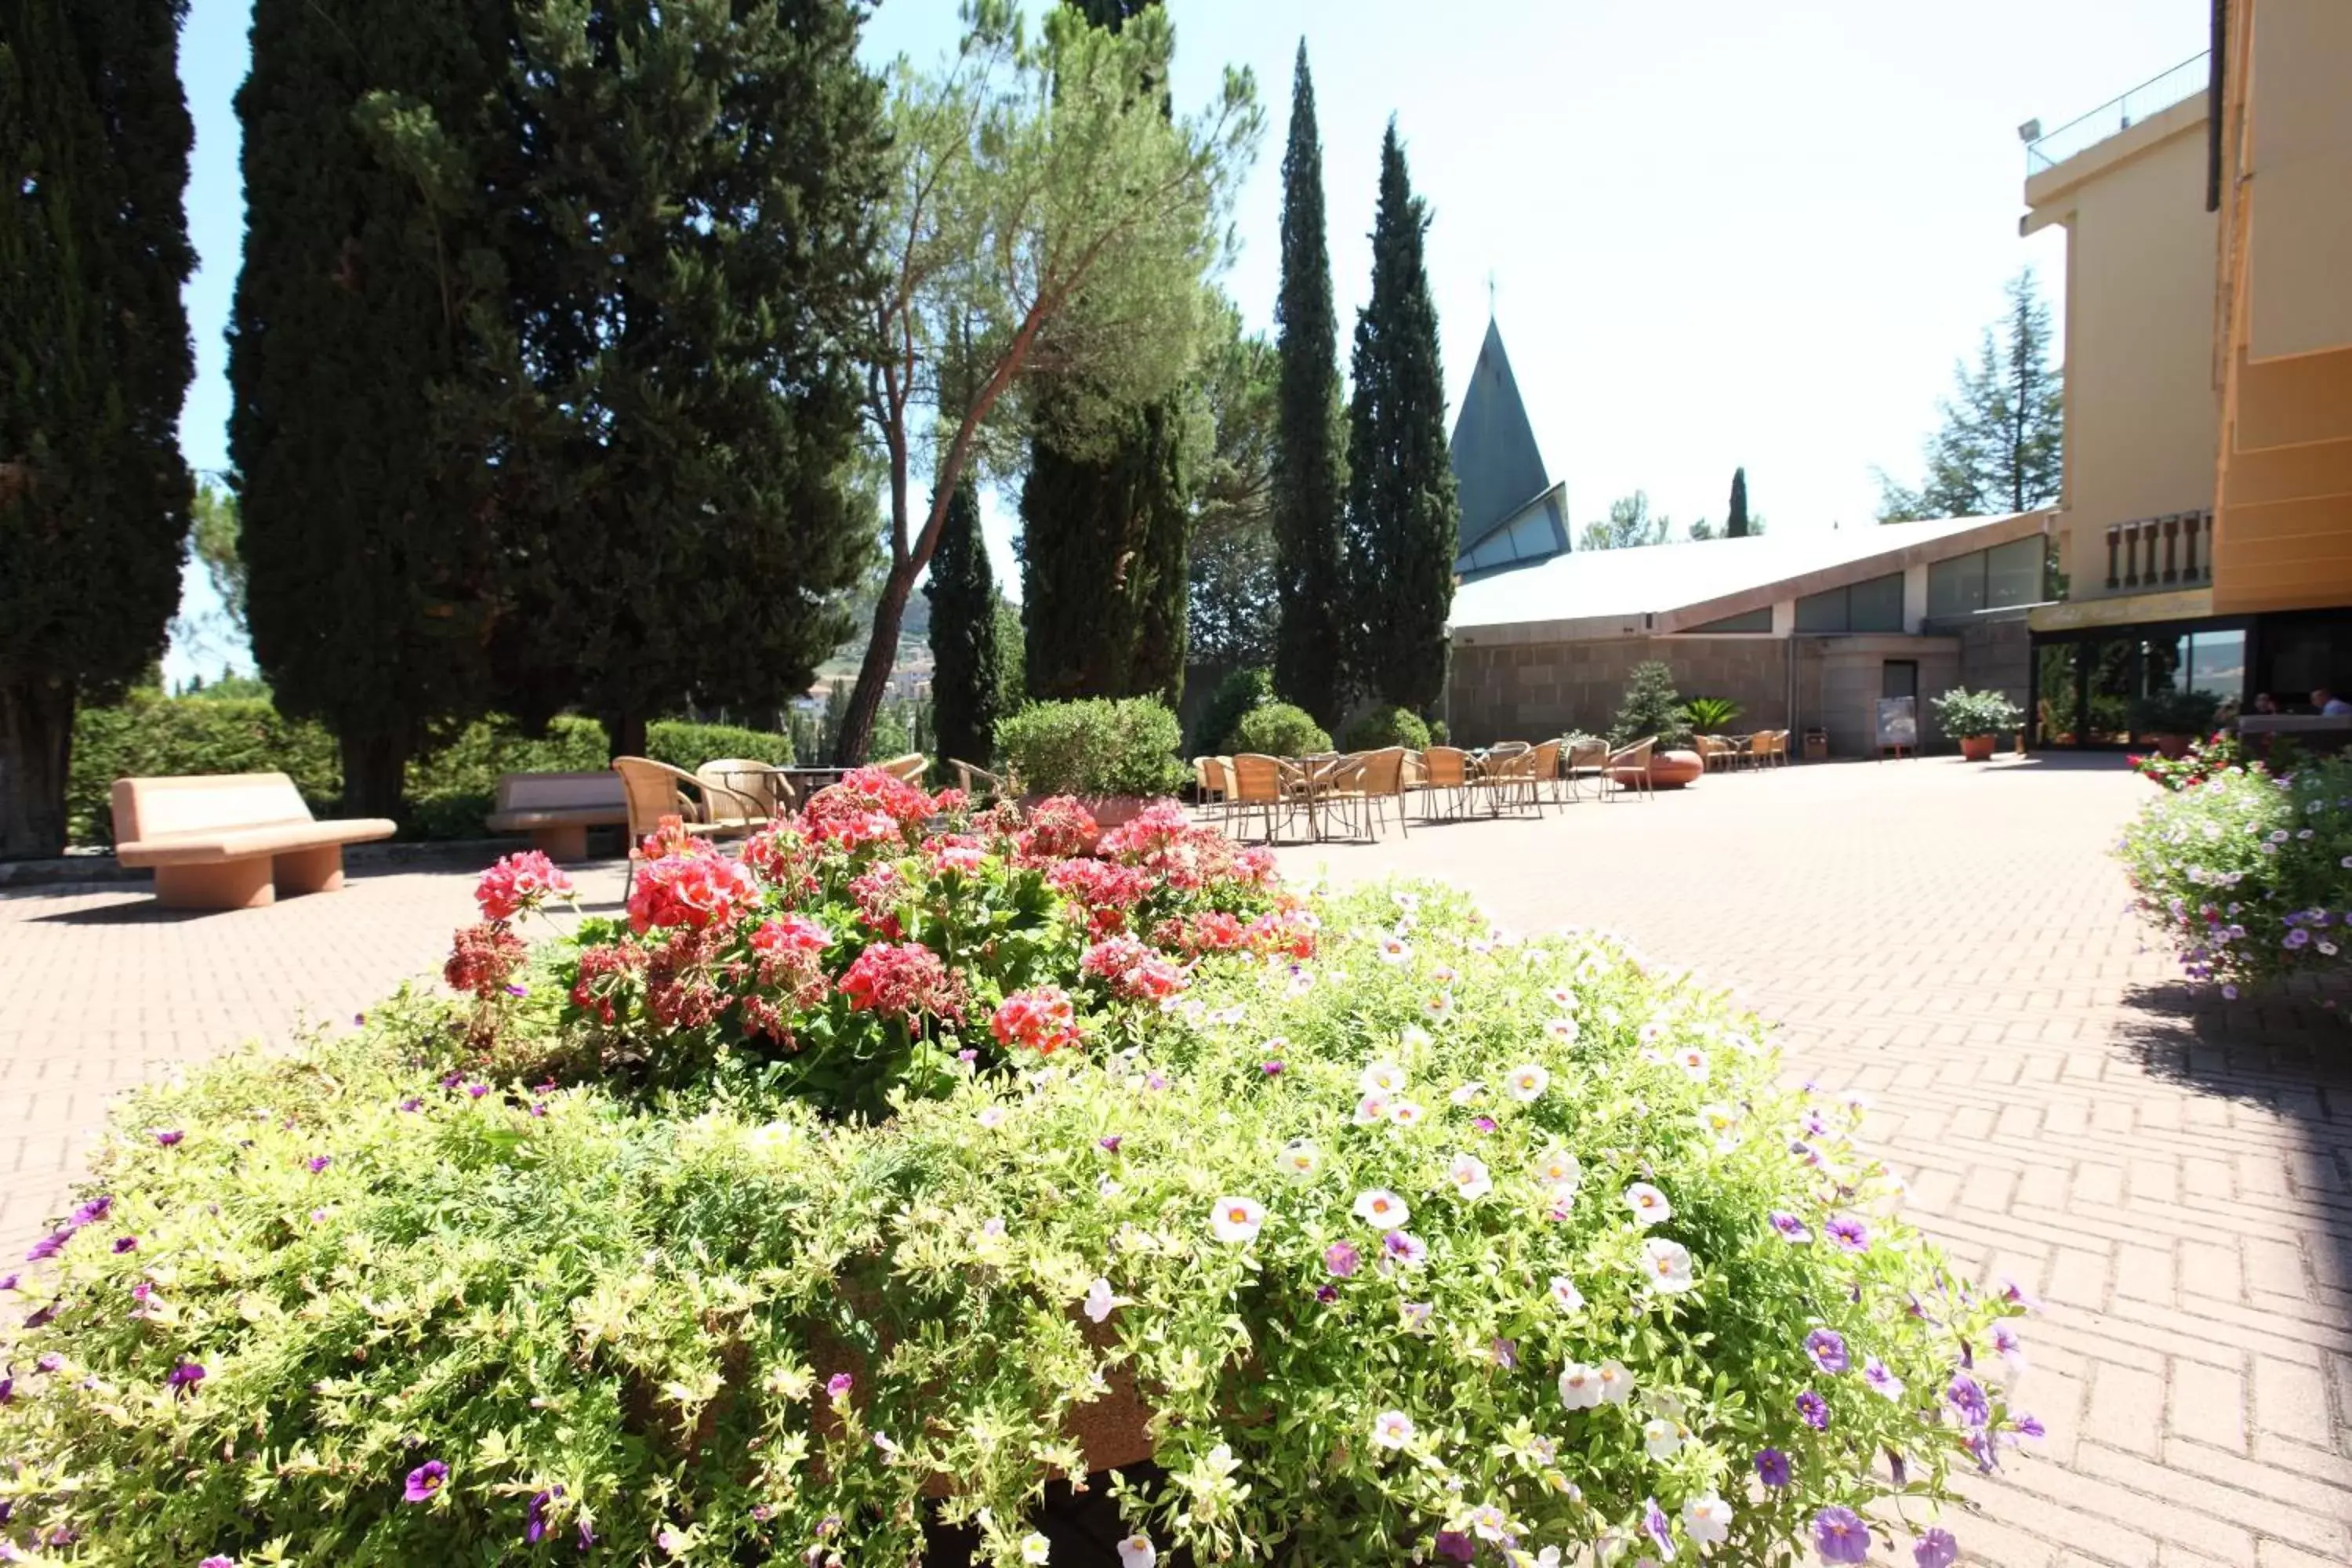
1604,737,1657,802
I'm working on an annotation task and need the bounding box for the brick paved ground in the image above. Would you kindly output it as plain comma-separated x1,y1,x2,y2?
5,757,2350,1563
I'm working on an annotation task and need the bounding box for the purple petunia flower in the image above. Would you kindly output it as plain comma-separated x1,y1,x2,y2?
1755,1447,1791,1488
1643,1496,1674,1558
1769,1210,1811,1243
2015,1412,2045,1439
1490,1337,1519,1370
0,1376,13,1404
441,1072,463,1090
67,1196,112,1228
1098,1135,1122,1154
404,1459,448,1503
1913,1526,1959,1568
1947,1373,1990,1427
1315,1283,1338,1303
34,1353,62,1373
398,1097,423,1112
826,1372,853,1400
25,1229,74,1263
1382,1229,1428,1268
165,1359,207,1396
1261,1059,1284,1076
1324,1239,1361,1279
1797,1389,1831,1430
1472,1115,1498,1134
1862,1356,1905,1400
306,1156,332,1174
525,1484,562,1544
1813,1505,1871,1564
467,1083,491,1099
201,1557,235,1568
577,1519,597,1550
0,1273,14,1291
1824,1214,1871,1253
504,982,529,998
1806,1328,1849,1374
1433,1530,1475,1563
22,1301,56,1328
154,1131,184,1147
112,1236,137,1254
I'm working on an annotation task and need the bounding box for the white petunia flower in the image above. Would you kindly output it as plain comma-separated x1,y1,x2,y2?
1359,1061,1408,1095
1546,985,1577,1011
1506,1063,1552,1102
1531,1147,1582,1191
1548,1274,1585,1312
1209,1196,1265,1243
1642,1237,1695,1294
1642,1417,1683,1460
1544,1017,1580,1043
1353,1188,1410,1228
1400,1025,1433,1051
1082,1276,1117,1324
1115,1536,1156,1568
1682,1494,1733,1547
1421,992,1456,1023
1447,1152,1493,1201
1465,1504,1510,1541
1377,935,1413,964
1557,1361,1602,1410
1371,1409,1416,1449
1277,1138,1323,1179
1595,1359,1635,1404
1020,1533,1051,1564
1449,1080,1486,1106
1387,1098,1428,1130
1353,1094,1392,1126
1677,1047,1711,1082
1624,1181,1673,1225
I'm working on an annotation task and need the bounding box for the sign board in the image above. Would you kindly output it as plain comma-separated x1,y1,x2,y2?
1876,696,1918,752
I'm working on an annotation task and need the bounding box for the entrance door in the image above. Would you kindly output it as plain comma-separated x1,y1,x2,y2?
1881,661,1918,701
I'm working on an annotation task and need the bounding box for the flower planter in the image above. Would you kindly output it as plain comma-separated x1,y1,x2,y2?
1958,735,1997,761
2147,734,2193,760
1639,750,1704,789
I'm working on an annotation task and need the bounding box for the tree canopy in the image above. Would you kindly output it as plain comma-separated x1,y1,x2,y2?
1188,300,1279,670
1580,492,1670,550
1878,269,2063,522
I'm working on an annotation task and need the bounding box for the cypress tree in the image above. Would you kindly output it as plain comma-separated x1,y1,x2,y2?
1727,466,1751,537
231,0,508,818
924,479,1001,770
1269,40,1347,727
1343,121,1458,714
458,0,887,758
1,0,196,856
1019,0,1195,709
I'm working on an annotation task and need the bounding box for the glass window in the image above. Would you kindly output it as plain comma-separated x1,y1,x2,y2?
1849,572,1905,632
2035,643,2082,746
1927,554,1985,619
1985,537,2045,608
1794,586,1848,633
1686,606,1772,633
2188,629,2245,700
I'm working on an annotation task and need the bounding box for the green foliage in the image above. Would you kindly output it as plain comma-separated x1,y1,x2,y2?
1271,41,1348,725
1878,269,2062,522
993,597,1027,720
1189,298,1280,668
1609,661,1693,750
1,0,196,855
996,698,1188,797
1927,687,2024,740
926,480,1002,769
232,0,510,818
2120,750,2352,991
2128,689,2223,737
1682,696,1743,732
1580,492,1669,551
1232,700,1333,757
1,877,2026,1564
1341,705,1432,753
452,0,884,762
2131,731,2245,792
179,670,271,702
832,0,1259,763
190,479,244,633
1193,665,1272,756
1343,121,1457,713
1726,467,1751,539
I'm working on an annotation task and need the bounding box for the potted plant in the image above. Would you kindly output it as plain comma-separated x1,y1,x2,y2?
1929,687,2025,760
1609,660,1703,787
996,698,1189,834
2127,689,2223,760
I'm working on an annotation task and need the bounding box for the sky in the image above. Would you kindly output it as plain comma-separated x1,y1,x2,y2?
162,0,2216,684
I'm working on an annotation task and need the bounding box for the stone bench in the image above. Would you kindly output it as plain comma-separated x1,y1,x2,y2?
484,771,627,861
111,773,397,910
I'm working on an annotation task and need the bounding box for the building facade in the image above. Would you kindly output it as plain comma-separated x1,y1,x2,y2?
2024,0,2352,744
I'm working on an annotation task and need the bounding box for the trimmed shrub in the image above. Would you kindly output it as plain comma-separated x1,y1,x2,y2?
0,817,2033,1565
2118,747,2352,993
68,692,340,845
1231,700,1333,757
1341,705,1432,753
1192,665,1272,757
996,698,1187,797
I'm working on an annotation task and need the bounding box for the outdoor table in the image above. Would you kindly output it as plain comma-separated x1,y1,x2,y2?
769,765,855,810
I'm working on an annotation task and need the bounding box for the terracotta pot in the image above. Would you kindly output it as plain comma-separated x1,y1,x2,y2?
1628,750,1704,789
2148,734,2192,760
1958,734,1997,761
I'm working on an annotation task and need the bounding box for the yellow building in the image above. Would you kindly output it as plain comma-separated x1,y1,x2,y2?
2022,0,2352,746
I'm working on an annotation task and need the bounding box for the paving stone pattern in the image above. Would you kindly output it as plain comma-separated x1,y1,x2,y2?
5,758,2350,1563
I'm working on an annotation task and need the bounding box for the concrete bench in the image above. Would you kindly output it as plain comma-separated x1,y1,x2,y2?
485,771,627,861
112,773,396,910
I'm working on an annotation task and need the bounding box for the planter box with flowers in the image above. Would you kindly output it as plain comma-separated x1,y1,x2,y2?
1927,688,2023,760
2,769,2038,1566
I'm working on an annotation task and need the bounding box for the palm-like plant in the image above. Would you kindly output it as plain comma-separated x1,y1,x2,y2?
1683,695,1743,732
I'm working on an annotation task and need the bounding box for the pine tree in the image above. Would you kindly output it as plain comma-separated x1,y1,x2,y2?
1579,492,1668,550
924,479,1001,769
1609,659,1693,750
1878,269,2063,522
1342,121,1458,714
1269,40,1348,726
1019,0,1196,710
1727,467,1751,537
454,0,887,759
2,0,196,856
231,0,508,817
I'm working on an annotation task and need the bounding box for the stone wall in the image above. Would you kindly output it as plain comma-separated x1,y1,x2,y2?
1446,636,1803,746
1956,612,2033,713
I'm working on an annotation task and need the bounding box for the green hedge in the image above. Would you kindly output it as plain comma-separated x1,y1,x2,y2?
68,700,794,846
995,698,1186,797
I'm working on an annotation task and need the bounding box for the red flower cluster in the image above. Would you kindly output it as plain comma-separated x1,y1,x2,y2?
644,927,735,1031
848,862,909,936
991,985,1082,1054
635,814,709,862
1244,902,1320,960
475,850,574,922
749,913,829,961
926,833,988,877
1081,936,1188,1003
1017,797,1099,862
801,767,938,849
569,941,647,1025
445,922,528,999
742,823,820,902
1097,802,1272,894
627,851,758,935
1152,909,1247,956
1046,857,1152,935
838,940,966,1021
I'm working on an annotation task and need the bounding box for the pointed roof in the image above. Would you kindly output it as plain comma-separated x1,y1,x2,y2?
1450,318,1553,554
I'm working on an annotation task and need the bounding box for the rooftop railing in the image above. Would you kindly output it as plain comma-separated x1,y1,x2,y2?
2025,52,2210,176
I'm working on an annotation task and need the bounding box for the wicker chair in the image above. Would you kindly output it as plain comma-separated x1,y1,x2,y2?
1604,737,1657,803
612,757,765,894
1192,756,1230,822
876,753,928,784
949,759,1013,800
1563,738,1610,800
1417,746,1472,821
1523,738,1563,811
1323,746,1410,840
1229,754,1290,844
696,758,788,818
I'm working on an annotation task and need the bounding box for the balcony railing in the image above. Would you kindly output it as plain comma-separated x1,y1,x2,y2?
2026,52,2210,176
2105,511,2212,593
